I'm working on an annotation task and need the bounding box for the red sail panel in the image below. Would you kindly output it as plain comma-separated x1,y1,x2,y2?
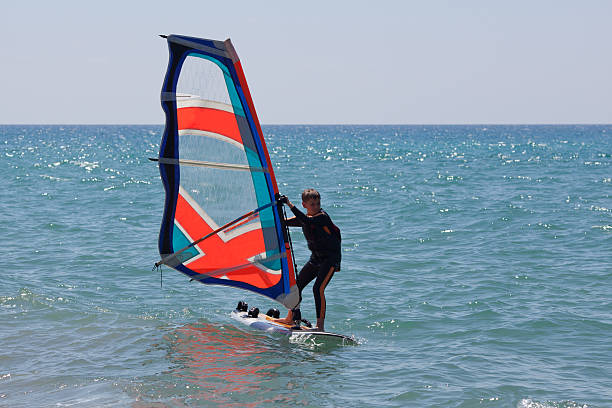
177,107,242,145
175,192,282,289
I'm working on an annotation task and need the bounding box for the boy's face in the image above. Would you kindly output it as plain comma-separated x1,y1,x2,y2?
302,198,321,215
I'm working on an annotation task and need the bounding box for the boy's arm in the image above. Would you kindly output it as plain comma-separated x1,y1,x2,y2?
279,195,303,226
285,216,300,227
281,196,329,226
289,205,330,226
289,204,309,223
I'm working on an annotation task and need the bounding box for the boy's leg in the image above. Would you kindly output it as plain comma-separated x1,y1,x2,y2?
312,264,336,331
274,261,317,324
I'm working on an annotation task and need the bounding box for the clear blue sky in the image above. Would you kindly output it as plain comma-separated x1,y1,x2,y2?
2,0,611,124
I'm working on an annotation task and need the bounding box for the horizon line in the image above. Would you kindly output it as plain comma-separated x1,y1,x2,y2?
1,123,612,126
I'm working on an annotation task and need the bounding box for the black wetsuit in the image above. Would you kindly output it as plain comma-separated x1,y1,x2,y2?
286,206,341,320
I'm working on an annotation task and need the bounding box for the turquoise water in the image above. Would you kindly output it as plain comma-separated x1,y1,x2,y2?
1,125,611,407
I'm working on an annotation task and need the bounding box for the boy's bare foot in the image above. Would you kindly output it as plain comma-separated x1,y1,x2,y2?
273,317,293,324
273,309,297,325
298,327,323,332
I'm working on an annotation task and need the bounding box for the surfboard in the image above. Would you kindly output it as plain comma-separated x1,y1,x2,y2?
230,308,358,345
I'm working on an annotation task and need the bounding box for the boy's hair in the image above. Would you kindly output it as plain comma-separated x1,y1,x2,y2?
301,188,320,202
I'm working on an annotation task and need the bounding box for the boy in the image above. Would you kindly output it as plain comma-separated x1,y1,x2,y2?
276,189,341,331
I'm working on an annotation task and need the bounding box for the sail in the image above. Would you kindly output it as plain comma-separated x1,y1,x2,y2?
156,35,299,309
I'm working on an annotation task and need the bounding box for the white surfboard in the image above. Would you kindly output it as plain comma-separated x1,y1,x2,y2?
231,309,358,345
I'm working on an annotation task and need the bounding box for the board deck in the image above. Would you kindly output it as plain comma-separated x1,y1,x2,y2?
230,309,357,345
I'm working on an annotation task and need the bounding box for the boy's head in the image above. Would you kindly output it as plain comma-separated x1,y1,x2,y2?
301,188,321,215
301,188,320,203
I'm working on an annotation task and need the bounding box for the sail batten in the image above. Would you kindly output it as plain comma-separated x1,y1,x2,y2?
156,35,298,308
154,157,268,172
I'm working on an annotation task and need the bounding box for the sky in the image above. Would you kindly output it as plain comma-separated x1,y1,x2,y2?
2,0,611,124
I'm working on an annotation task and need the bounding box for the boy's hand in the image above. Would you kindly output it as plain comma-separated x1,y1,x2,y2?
278,195,289,204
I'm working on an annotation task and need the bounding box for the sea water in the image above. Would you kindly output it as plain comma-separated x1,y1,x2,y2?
1,125,610,407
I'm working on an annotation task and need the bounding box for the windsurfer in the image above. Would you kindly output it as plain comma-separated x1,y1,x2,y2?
276,189,341,331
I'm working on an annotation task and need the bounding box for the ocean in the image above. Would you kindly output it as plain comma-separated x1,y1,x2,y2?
1,124,610,407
